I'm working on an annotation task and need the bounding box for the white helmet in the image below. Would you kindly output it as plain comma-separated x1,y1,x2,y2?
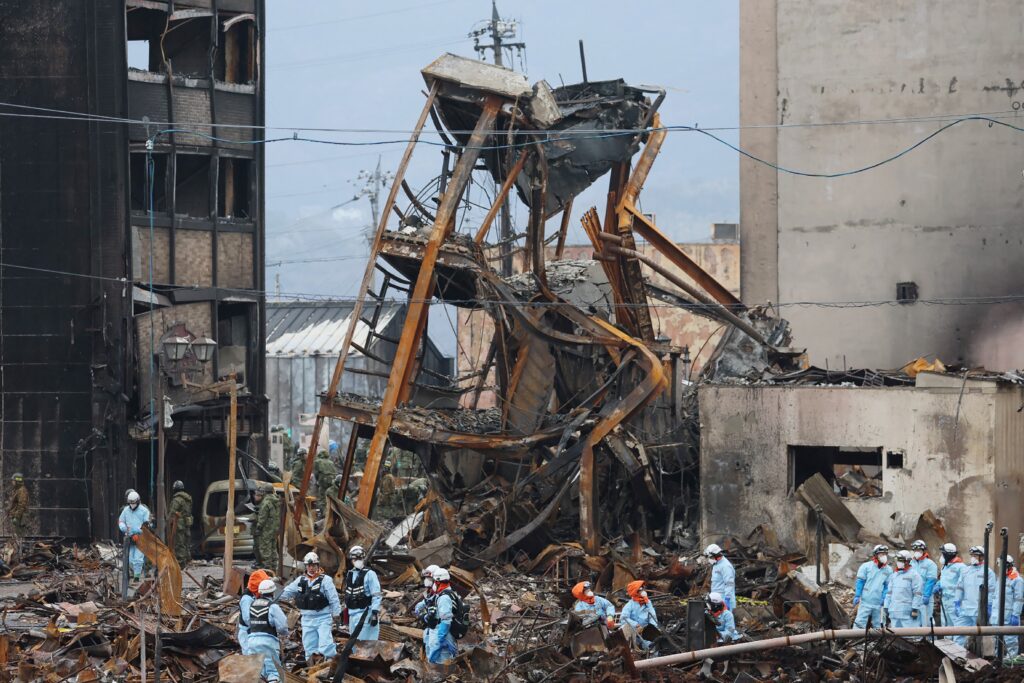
941,543,957,555
421,564,440,578
708,591,724,603
127,491,141,504
704,543,723,557
432,567,451,582
303,551,320,565
258,579,277,595
348,545,365,559
1006,555,1016,566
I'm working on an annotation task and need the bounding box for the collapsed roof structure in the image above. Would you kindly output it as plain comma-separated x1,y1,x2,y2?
291,54,799,558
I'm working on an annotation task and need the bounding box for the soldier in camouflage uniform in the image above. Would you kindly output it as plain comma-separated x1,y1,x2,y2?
313,451,337,514
253,483,280,569
168,480,193,566
8,473,30,537
289,448,309,485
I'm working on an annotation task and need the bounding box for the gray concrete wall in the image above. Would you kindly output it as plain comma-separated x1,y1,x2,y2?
740,0,1024,369
699,382,1024,553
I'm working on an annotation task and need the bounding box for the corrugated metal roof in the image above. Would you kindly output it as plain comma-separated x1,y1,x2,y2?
266,301,401,356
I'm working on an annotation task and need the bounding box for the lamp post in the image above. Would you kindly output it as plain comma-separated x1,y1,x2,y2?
156,333,217,541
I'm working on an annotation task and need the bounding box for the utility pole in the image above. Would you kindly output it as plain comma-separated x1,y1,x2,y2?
355,158,393,290
469,1,525,275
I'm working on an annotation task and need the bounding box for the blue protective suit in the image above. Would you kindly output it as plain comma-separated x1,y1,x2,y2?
620,600,658,650
710,608,741,642
427,589,458,664
910,555,939,626
241,598,288,682
936,558,966,626
237,593,254,654
711,557,737,609
573,596,616,621
414,592,437,655
995,569,1024,657
281,572,342,660
118,504,152,579
954,563,997,647
853,559,892,628
884,567,923,628
345,568,382,641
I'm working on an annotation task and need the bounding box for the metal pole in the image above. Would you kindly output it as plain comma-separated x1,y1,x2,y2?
223,374,238,586
157,392,167,541
154,568,162,683
137,603,147,683
998,527,1009,663
815,505,824,586
578,39,588,83
983,521,994,628
634,625,1024,670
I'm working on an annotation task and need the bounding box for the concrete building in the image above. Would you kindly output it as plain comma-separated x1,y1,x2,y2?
740,1,1024,370
457,237,740,408
266,300,453,454
0,0,266,539
699,372,1024,553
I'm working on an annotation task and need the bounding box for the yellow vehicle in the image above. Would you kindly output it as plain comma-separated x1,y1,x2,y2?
200,479,308,557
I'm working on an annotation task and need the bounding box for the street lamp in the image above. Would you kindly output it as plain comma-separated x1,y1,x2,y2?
190,336,218,363
163,336,192,362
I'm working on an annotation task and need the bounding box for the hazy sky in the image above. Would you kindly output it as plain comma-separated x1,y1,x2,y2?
264,0,739,353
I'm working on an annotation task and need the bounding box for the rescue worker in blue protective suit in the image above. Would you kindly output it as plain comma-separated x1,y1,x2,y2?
621,580,659,652
117,490,152,581
706,592,741,643
854,544,893,628
572,580,617,628
954,545,997,648
237,569,269,654
705,544,736,609
935,543,966,627
995,555,1024,659
910,540,939,627
426,568,459,663
244,579,289,683
884,550,923,629
281,551,341,664
343,545,382,641
413,565,440,656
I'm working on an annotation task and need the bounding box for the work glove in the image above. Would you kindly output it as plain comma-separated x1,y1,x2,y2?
131,534,140,543
369,611,379,627
853,596,860,607
436,620,451,642
910,608,920,619
606,617,616,630
954,601,962,617
1011,615,1021,626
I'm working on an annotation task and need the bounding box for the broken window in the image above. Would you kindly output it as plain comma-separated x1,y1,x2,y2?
887,449,905,469
175,154,212,218
217,303,252,383
789,445,883,498
215,14,257,84
125,7,165,72
130,152,169,213
218,157,251,219
162,12,214,78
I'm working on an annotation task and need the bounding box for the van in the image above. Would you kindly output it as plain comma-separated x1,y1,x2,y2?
199,479,312,557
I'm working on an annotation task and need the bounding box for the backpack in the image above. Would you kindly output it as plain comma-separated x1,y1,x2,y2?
442,588,471,639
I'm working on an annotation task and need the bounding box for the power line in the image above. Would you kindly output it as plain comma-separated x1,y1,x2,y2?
270,0,465,32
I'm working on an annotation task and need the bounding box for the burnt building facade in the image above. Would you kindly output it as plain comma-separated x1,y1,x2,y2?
0,0,266,539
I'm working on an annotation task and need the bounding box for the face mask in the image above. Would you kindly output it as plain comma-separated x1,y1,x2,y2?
130,502,139,510
585,590,594,598
896,560,906,569
877,554,888,565
970,557,980,566
640,591,648,599
913,551,924,560
940,556,947,565
423,578,433,588
353,560,364,569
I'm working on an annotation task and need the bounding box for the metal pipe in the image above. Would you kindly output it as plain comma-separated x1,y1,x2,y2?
983,521,994,629
998,526,1009,663
634,625,1024,670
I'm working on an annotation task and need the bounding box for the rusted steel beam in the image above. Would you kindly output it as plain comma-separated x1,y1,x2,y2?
619,113,666,208
356,96,502,517
295,82,440,525
554,197,574,260
473,150,529,244
338,426,360,499
625,204,742,307
469,337,497,410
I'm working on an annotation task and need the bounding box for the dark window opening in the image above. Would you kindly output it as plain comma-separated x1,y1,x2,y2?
218,157,252,219
215,16,257,84
897,281,919,304
130,152,169,212
887,450,905,469
217,303,252,385
789,445,883,498
163,15,214,78
175,154,211,218
126,7,166,72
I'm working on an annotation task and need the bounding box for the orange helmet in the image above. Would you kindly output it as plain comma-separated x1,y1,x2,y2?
571,581,592,601
247,569,270,595
626,580,646,599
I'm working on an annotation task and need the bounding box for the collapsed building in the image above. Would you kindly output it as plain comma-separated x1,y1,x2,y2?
291,53,800,560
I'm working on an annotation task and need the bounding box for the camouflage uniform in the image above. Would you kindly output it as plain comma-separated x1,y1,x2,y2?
313,452,337,501
325,477,342,504
290,455,307,486
254,491,281,569
168,490,194,566
9,480,30,536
